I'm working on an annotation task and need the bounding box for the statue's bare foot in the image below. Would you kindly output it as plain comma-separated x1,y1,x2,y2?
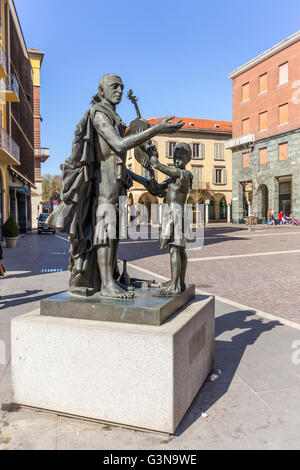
100,281,135,300
153,283,181,297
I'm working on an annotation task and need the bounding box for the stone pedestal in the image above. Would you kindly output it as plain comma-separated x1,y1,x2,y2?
11,296,215,434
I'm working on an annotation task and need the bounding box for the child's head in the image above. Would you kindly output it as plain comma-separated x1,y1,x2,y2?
173,143,192,168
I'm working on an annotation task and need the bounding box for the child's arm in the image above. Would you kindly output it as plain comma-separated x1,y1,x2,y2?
150,156,180,178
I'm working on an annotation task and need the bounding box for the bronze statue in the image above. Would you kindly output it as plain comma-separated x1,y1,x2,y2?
150,143,193,296
47,74,183,299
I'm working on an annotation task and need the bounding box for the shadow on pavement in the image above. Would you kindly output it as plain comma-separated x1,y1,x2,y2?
0,291,65,311
175,309,281,436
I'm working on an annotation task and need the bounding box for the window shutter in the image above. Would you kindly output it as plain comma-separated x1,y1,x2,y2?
190,143,194,158
201,143,205,159
279,103,288,125
212,169,216,184
165,141,169,158
214,143,217,160
279,62,288,85
222,169,227,185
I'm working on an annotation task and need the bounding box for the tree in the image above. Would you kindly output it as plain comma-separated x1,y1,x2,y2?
241,151,272,231
42,174,62,207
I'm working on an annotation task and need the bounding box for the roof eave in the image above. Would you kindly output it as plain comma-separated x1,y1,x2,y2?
228,30,300,79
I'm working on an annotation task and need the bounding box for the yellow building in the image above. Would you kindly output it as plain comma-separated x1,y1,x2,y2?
0,0,20,234
127,117,233,224
0,0,36,237
28,48,50,229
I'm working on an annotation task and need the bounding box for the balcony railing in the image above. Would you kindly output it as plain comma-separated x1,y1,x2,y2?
0,74,19,102
226,133,255,149
192,181,210,191
34,147,50,162
0,43,7,78
0,127,20,165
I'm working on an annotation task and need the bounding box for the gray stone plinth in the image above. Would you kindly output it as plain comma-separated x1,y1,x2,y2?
40,285,195,326
11,296,215,434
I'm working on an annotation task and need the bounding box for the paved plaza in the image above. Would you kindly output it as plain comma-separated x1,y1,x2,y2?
0,228,300,450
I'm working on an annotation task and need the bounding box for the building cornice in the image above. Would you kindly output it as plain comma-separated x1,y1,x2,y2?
159,128,232,137
228,30,300,79
28,48,45,66
9,0,29,60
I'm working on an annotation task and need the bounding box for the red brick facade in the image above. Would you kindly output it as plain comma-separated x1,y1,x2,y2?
232,41,300,140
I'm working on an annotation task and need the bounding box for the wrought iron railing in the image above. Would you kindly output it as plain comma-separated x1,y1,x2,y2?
0,74,19,99
0,127,20,163
34,147,50,158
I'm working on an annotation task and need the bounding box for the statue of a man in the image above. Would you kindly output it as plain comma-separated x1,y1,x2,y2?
48,73,183,299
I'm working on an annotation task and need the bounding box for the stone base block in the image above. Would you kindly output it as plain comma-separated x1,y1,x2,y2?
11,296,215,434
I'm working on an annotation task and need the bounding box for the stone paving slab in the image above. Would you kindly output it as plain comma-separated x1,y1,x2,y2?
1,233,300,449
118,228,300,324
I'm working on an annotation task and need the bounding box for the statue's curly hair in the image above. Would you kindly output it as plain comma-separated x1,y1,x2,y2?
90,74,122,105
174,142,192,163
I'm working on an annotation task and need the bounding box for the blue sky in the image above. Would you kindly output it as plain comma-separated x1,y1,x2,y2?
14,0,300,175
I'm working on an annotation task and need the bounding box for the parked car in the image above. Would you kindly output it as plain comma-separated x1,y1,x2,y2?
37,213,56,235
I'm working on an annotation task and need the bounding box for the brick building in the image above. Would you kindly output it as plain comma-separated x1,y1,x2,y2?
28,48,49,229
227,31,300,223
128,117,232,224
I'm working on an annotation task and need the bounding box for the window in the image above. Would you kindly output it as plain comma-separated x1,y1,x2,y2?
214,143,224,160
192,142,205,159
212,168,227,185
191,166,202,185
165,141,177,158
279,103,288,125
242,118,250,135
141,166,150,178
216,169,222,184
259,147,268,165
242,82,250,102
279,142,288,161
279,62,288,86
242,152,250,168
259,111,268,132
259,73,268,94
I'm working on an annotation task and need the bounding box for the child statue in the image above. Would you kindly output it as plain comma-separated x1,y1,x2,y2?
150,142,193,296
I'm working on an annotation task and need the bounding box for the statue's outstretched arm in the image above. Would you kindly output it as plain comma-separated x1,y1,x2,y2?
126,169,167,198
93,113,184,154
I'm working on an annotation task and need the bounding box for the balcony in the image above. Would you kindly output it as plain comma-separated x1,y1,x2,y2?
192,181,210,191
0,127,20,165
0,44,7,78
34,147,50,162
226,133,255,150
0,74,19,102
